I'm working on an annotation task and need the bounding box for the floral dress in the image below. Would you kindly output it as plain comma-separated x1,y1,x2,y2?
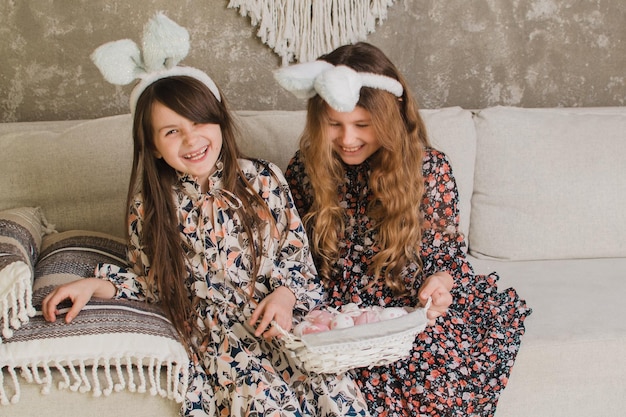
285,149,532,417
95,159,370,417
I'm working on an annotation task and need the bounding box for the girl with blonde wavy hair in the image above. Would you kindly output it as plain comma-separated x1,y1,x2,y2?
278,42,531,417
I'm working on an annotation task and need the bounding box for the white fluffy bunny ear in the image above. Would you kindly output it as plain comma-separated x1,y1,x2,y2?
274,59,404,113
90,39,143,85
273,60,335,99
142,12,190,72
314,66,363,112
91,12,221,113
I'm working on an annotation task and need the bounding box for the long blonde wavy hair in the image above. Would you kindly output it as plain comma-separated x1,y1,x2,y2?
300,42,431,295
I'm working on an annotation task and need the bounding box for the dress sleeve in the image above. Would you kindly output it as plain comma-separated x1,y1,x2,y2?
94,195,157,302
262,162,325,315
284,151,313,220
419,149,475,301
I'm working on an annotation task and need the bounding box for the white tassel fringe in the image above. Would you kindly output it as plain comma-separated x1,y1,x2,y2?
0,356,188,406
0,262,36,343
228,0,396,64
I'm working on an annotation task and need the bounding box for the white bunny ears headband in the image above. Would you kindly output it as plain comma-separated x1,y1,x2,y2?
91,12,220,114
273,60,404,112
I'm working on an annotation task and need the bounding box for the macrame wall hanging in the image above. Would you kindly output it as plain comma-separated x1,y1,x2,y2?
228,0,396,65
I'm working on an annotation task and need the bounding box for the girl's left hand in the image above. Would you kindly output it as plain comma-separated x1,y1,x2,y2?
418,271,454,325
249,286,296,339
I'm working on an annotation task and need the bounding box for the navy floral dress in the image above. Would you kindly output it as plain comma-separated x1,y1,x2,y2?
95,159,370,417
285,148,532,417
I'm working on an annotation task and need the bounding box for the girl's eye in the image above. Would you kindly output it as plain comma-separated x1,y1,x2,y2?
165,129,178,136
356,124,369,128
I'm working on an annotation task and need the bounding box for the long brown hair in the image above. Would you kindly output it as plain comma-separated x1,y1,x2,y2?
130,76,271,353
300,42,431,295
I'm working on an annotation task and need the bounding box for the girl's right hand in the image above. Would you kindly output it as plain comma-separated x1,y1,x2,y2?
418,271,454,326
42,278,116,324
249,286,296,339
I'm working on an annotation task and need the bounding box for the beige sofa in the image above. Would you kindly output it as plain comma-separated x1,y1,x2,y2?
1,106,625,417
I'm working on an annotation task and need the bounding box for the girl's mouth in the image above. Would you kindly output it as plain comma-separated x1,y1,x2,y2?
341,145,363,153
183,146,208,160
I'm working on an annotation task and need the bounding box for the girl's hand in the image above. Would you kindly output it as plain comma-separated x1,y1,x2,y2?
42,278,116,324
249,286,296,339
418,271,454,326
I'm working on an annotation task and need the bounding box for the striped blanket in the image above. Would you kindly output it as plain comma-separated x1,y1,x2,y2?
0,230,189,406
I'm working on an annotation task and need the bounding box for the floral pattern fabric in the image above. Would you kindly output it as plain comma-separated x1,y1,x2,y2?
285,148,532,417
95,159,370,417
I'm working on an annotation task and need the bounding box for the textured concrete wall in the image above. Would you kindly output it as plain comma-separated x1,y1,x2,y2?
1,0,625,122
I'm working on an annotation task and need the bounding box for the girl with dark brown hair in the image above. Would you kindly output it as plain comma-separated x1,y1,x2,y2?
42,13,370,417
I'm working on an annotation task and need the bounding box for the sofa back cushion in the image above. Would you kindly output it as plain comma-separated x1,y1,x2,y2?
419,107,476,240
0,107,477,240
0,115,133,238
236,110,308,171
470,106,626,260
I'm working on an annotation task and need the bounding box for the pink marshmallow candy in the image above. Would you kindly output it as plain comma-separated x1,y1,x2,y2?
378,307,409,321
353,309,381,325
293,321,331,337
306,309,334,325
330,313,355,329
295,305,410,336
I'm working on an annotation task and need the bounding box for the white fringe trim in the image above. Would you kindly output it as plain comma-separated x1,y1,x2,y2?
228,0,396,64
0,262,36,343
0,356,189,406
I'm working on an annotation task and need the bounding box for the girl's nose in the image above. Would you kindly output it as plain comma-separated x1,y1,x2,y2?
182,125,198,145
338,126,355,145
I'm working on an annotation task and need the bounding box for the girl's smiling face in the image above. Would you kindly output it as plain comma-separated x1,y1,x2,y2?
325,105,381,165
151,101,223,189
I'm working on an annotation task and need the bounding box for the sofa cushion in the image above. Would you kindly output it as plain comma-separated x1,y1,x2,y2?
469,255,626,417
0,207,51,343
0,230,188,405
420,107,476,241
470,106,626,260
0,115,133,238
236,110,308,172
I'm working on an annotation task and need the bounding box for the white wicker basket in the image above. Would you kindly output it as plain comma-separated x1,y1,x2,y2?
276,299,431,375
